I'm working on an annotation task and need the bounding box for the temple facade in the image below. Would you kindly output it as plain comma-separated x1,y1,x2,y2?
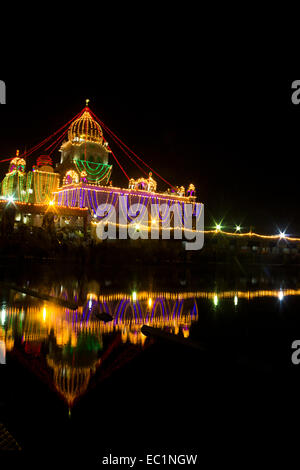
0,103,199,234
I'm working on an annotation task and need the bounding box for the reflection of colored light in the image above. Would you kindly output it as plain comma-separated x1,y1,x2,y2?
132,291,137,301
183,327,189,338
148,298,152,308
234,295,238,306
214,295,219,306
43,307,46,322
1,309,6,325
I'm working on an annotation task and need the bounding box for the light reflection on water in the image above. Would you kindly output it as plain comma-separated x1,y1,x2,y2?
0,291,198,408
1,285,300,408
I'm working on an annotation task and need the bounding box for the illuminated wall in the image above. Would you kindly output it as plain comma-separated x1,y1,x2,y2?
26,169,60,204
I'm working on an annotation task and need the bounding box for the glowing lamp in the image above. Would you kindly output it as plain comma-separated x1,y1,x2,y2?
236,226,241,232
279,232,286,239
213,295,219,307
278,290,284,301
216,224,222,232
132,291,137,302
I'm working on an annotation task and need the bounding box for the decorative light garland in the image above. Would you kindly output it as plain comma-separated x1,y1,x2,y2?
74,159,112,185
31,171,60,204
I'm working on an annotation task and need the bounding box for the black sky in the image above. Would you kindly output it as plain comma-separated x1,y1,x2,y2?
0,75,298,234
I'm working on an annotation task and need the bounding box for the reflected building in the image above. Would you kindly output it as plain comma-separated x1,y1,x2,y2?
1,293,198,408
3,285,297,408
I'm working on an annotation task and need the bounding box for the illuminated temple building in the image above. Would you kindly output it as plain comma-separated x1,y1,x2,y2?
0,102,200,233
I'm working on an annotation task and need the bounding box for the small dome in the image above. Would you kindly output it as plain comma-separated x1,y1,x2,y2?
68,107,104,145
9,157,26,173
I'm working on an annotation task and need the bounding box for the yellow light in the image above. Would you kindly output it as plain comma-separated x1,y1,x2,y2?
216,224,222,232
236,226,241,232
148,298,152,308
234,295,238,306
135,224,140,231
214,295,219,306
43,307,46,322
151,219,157,225
132,291,137,301
49,200,55,206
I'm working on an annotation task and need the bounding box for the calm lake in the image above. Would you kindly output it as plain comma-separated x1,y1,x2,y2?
1,261,300,459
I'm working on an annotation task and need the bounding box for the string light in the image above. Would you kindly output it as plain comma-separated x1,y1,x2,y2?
89,109,178,191
74,160,112,185
0,109,85,165
2,102,300,247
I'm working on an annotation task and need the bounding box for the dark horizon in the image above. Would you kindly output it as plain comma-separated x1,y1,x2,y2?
0,77,298,234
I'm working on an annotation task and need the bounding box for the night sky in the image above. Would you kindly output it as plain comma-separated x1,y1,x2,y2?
0,76,298,234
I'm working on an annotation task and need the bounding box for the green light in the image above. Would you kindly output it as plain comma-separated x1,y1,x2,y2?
213,295,219,306
216,224,222,232
74,160,112,184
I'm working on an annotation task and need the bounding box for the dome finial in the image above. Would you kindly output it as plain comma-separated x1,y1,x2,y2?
86,98,90,108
